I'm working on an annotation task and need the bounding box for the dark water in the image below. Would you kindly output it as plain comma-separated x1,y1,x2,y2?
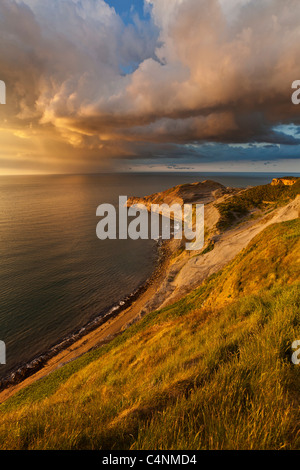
0,171,298,378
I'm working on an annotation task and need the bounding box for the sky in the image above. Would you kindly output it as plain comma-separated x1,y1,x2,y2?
0,0,300,175
107,0,149,22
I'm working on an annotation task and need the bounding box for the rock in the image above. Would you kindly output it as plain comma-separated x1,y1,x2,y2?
271,177,299,186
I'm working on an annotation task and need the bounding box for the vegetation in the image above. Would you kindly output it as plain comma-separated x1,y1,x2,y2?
201,242,215,255
0,219,299,450
215,180,300,230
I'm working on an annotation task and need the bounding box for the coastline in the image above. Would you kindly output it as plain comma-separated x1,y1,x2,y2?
1,179,298,405
0,240,172,403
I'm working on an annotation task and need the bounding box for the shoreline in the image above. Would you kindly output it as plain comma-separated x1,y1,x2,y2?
0,240,172,403
1,181,299,404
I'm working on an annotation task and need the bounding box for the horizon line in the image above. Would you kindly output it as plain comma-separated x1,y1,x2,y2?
0,170,300,177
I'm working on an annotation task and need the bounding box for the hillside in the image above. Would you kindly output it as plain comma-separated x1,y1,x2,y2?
129,180,300,313
0,217,299,450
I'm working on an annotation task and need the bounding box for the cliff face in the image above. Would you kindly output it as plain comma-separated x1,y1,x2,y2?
271,177,299,186
126,178,300,314
126,180,235,209
126,180,237,232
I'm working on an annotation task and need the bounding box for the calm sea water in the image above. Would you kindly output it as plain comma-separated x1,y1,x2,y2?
0,172,297,378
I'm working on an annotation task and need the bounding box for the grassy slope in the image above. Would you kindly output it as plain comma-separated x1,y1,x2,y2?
215,179,300,229
0,219,299,450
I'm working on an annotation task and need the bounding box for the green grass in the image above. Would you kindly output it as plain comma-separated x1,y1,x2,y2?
0,219,299,450
204,243,215,254
215,180,300,230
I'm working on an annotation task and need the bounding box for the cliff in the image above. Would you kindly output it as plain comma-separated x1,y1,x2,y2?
0,177,299,450
126,179,300,313
127,180,233,208
271,176,299,186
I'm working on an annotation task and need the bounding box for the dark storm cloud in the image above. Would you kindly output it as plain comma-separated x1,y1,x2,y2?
1,0,300,173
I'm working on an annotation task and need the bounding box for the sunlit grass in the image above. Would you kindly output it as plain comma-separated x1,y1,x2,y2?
0,219,299,450
215,180,300,229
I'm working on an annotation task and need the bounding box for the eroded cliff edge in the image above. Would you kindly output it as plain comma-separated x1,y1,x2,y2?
126,178,300,323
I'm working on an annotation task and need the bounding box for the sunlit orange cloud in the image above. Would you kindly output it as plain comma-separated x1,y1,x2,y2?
0,0,300,175
0,124,121,175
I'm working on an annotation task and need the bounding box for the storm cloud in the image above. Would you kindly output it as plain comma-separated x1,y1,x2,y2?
0,0,300,173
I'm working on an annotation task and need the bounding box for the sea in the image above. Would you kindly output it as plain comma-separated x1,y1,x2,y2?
0,171,299,380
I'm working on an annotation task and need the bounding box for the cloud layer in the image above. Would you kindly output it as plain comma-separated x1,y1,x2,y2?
1,0,300,173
